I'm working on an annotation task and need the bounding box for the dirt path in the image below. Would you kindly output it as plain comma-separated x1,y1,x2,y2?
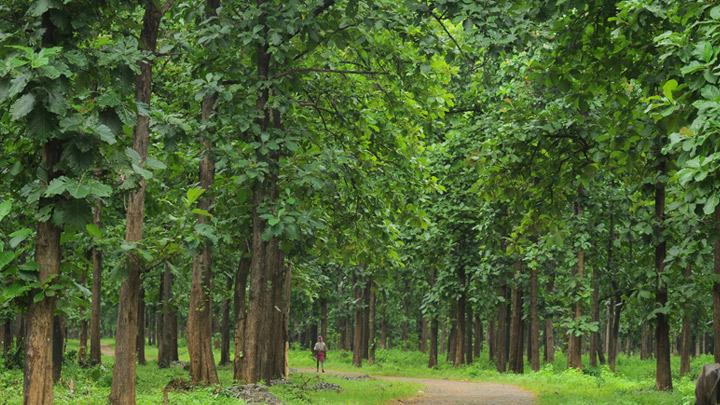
293,368,535,405
100,343,114,357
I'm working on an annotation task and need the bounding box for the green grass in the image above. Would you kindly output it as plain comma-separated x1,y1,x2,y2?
0,340,703,404
288,347,699,404
0,340,419,404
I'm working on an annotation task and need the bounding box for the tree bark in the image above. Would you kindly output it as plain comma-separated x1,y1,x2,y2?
220,274,232,366
508,275,523,374
89,200,103,365
589,255,601,368
529,268,540,371
110,4,165,403
368,284,376,364
568,186,584,369
137,287,146,365
158,264,178,367
52,316,64,383
474,315,482,357
453,266,466,367
465,306,473,364
352,280,363,367
24,140,62,405
2,318,12,358
232,247,251,380
78,269,88,365
495,285,508,372
488,318,496,362
608,299,622,371
680,265,692,376
428,317,438,368
655,156,672,391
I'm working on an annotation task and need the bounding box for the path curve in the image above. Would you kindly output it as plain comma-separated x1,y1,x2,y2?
293,368,535,405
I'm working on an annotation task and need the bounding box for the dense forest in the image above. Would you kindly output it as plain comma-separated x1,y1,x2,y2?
2,0,720,404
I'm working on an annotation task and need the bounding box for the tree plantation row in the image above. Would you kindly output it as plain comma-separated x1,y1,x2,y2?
2,0,720,404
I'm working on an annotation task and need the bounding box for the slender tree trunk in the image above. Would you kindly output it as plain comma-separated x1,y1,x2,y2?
379,317,387,349
655,157,672,391
2,319,12,358
78,270,88,365
352,280,363,367
362,282,370,360
419,317,428,353
640,325,651,360
52,316,64,383
529,268,540,371
447,319,456,363
489,319,496,362
608,299,622,371
568,187,584,369
232,249,251,380
590,259,601,368
508,275,523,374
465,307,473,364
453,266,466,367
474,315,482,357
158,264,179,367
110,4,165,403
220,274,232,366
496,285,508,372
681,266,692,376
137,288,146,365
24,139,63,405
368,285,376,364
89,201,103,365
428,317,438,368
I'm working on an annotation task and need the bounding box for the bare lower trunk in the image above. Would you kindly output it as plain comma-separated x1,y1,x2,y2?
428,317,438,368
608,299,622,371
24,140,62,405
368,285,376,364
137,288,146,365
465,307,473,364
654,162,672,391
89,201,103,365
590,261,600,368
232,249,251,380
453,266,466,367
495,285,508,372
52,316,64,383
568,187,584,369
78,269,88,365
680,265,692,376
158,264,178,367
488,319,496,362
220,275,232,366
508,277,523,374
110,4,164,403
474,315,482,357
529,268,540,371
352,280,363,367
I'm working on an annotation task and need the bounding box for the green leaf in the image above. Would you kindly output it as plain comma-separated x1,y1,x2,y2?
44,177,67,196
705,194,719,215
711,6,720,20
10,93,36,120
662,80,678,101
86,223,102,238
145,156,166,170
9,228,33,248
29,0,57,17
186,187,205,206
66,180,91,199
0,251,16,271
192,208,211,217
125,147,142,164
94,123,116,144
0,200,11,222
132,163,153,180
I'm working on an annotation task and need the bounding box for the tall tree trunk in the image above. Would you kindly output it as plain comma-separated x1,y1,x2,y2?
447,319,456,363
488,319,496,362
428,317,438,368
474,315,482,357
453,266,466,367
544,273,555,364
362,282,370,360
368,284,376,364
89,200,103,366
419,317,428,353
495,285,508,372
220,274,232,366
655,157,672,391
640,324,651,360
24,140,62,405
568,186,584,369
352,280,363,367
590,257,601,368
110,4,165,403
187,0,220,385
2,318,12,358
137,287,146,365
680,265,692,376
529,268,540,371
465,306,473,364
232,248,251,380
508,275,523,374
52,316,64,383
158,264,179,367
78,269,89,365
379,317,387,349
608,299,622,371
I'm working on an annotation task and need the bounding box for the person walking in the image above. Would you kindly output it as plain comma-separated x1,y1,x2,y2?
313,336,327,372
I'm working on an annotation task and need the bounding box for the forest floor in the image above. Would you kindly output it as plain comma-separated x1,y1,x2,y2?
0,340,703,404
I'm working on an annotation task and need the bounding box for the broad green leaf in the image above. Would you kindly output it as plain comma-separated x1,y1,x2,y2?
10,93,36,120
94,124,116,144
186,187,205,205
705,194,719,215
0,200,11,222
662,80,678,101
44,177,67,196
132,163,153,179
9,228,33,248
86,223,102,238
0,251,15,270
145,156,166,170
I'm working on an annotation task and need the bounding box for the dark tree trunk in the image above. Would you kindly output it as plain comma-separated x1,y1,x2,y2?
352,280,363,367
368,284,376,364
568,187,584,369
419,317,428,353
654,157,672,391
52,316,64,383
232,248,251,380
110,4,165,403
453,266,466,367
590,256,601,368
544,274,555,364
529,268,540,371
362,282,370,360
474,315,482,357
158,264,179,367
220,274,232,366
2,318,12,358
379,317,387,349
447,319,456,363
640,325,651,360
24,140,63,405
508,277,523,374
680,265,692,376
465,306,473,364
78,269,88,365
428,317,438,368
137,287,146,365
488,319,496,362
89,200,103,366
608,299,622,371
495,285,508,372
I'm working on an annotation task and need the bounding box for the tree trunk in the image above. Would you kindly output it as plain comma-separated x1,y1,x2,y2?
655,157,672,391
465,306,473,364
362,282,370,360
110,4,165,403
474,315,482,357
529,268,540,371
220,274,232,366
352,280,363,367
137,287,146,365
368,285,376,364
681,266,692,376
568,186,584,369
419,317,427,353
589,259,601,368
489,319,496,362
2,318,12,358
453,266,466,367
52,316,64,383
508,276,523,374
89,200,103,366
608,299,622,371
495,285,508,372
78,269,88,365
428,317,438,368
24,140,63,405
640,324,651,360
158,264,179,367
232,249,251,380
447,319,456,363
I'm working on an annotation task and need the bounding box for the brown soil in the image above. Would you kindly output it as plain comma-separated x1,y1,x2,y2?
294,368,536,405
